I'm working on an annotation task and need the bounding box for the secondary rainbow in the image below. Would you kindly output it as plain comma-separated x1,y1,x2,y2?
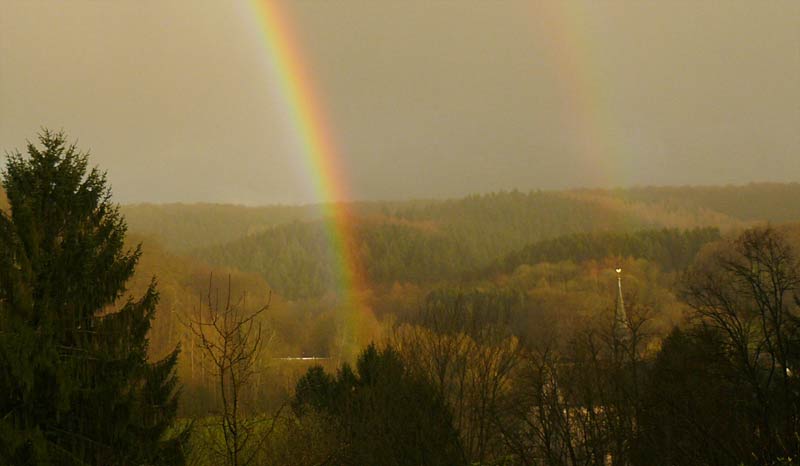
534,1,631,187
247,1,368,315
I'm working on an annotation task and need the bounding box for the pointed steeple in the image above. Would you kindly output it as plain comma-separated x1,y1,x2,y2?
614,268,629,341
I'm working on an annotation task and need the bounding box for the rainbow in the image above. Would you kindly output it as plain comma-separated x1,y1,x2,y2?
246,0,374,359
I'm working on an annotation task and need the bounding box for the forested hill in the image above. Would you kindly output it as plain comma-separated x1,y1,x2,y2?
125,183,800,299
121,183,799,255
121,200,413,252
195,192,661,299
569,182,800,224
487,227,721,279
121,203,325,252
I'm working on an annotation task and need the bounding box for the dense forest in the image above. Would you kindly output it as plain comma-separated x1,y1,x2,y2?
3,133,800,465
489,227,722,277
122,183,797,262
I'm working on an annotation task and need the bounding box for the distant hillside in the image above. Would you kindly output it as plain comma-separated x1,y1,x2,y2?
389,190,661,263
121,203,325,252
488,227,721,278
121,201,416,252
569,182,800,225
122,183,800,255
197,191,659,299
129,183,800,299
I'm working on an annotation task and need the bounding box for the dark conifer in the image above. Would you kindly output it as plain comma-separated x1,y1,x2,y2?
292,344,466,466
0,130,186,465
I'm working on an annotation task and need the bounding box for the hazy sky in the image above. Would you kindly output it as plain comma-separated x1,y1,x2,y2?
1,1,798,205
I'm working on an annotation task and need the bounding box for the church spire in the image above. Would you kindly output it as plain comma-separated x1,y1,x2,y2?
614,268,629,342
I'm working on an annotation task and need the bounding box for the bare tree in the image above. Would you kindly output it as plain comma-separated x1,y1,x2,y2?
682,226,800,461
186,274,273,466
391,290,524,464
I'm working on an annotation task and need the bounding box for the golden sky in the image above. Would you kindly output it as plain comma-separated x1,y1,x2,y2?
1,0,798,204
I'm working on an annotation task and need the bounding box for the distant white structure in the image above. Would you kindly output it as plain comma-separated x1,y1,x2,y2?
613,268,630,343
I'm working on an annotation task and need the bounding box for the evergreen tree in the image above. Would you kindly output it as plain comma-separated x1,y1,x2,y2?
293,344,466,466
0,130,187,465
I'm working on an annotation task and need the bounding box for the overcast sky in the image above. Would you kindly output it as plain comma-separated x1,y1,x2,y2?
1,0,798,205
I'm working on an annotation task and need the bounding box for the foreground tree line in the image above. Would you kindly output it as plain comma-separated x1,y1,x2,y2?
281,232,800,466
2,132,799,465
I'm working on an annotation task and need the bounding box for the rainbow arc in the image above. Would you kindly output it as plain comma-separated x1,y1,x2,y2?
248,1,372,358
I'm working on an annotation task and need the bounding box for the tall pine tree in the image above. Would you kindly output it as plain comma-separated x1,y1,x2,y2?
0,130,186,465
